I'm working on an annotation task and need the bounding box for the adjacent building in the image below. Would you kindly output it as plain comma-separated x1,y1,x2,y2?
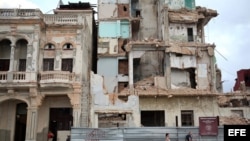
0,0,249,141
92,0,250,128
0,1,96,141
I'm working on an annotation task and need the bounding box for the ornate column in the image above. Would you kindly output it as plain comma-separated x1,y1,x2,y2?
25,106,38,141
26,44,33,72
68,84,82,127
25,88,44,141
7,44,15,81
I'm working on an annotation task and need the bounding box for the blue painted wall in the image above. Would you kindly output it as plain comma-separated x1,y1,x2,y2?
97,57,118,93
99,20,129,38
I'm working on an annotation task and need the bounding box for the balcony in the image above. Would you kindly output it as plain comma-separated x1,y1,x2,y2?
0,9,43,18
44,15,81,25
0,71,37,88
39,71,78,88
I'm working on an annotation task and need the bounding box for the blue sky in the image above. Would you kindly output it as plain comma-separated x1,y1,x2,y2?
0,0,249,93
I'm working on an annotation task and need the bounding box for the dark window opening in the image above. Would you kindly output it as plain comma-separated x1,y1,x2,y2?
43,59,54,71
0,59,10,71
136,10,141,17
187,68,197,88
244,74,250,86
118,59,128,75
141,111,165,127
118,82,128,93
176,53,183,57
133,58,141,83
63,43,73,50
45,43,55,50
187,28,194,42
19,59,26,71
62,58,73,72
181,110,194,126
123,6,127,11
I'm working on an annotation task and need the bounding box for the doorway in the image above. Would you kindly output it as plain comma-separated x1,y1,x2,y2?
49,108,73,141
14,103,27,141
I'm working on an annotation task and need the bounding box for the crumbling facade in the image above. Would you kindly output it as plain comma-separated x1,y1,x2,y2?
92,0,250,128
0,2,96,141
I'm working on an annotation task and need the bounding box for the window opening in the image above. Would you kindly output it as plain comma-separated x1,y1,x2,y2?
187,28,194,42
43,59,54,71
62,58,73,72
181,110,194,126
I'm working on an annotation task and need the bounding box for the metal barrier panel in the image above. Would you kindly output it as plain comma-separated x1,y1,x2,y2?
71,127,224,141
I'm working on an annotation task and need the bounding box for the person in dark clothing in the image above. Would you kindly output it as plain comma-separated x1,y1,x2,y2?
66,135,70,141
185,131,192,141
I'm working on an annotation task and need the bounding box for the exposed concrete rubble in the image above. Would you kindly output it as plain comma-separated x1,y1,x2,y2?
119,76,219,96
90,71,140,127
168,7,218,25
219,116,250,125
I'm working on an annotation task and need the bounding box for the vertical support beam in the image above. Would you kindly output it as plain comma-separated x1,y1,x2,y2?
128,51,134,89
54,48,62,71
9,44,15,72
26,44,33,72
81,82,89,127
25,107,38,141
163,5,169,45
7,44,15,82
165,53,171,89
73,106,81,127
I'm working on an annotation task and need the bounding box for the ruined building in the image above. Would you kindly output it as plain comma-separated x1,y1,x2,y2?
0,2,97,141
91,0,250,128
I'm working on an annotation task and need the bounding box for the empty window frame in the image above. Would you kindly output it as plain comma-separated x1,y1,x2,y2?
181,110,194,126
19,59,26,71
141,111,165,127
61,58,73,72
118,82,128,93
118,59,128,75
187,28,194,42
43,59,54,71
231,110,243,118
0,59,10,71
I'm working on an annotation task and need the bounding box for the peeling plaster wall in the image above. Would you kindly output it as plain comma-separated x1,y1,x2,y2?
98,4,117,19
140,96,219,127
133,51,164,82
97,58,118,93
139,0,158,39
98,38,118,54
196,51,212,90
169,23,197,42
165,0,185,10
170,53,196,68
171,69,191,88
0,101,17,141
90,72,140,127
165,0,195,10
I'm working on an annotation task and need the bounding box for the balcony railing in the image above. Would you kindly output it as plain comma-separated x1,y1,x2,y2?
40,71,76,84
0,9,43,18
0,71,79,88
44,15,81,25
0,71,7,82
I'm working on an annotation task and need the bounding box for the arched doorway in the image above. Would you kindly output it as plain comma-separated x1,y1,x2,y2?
14,103,27,141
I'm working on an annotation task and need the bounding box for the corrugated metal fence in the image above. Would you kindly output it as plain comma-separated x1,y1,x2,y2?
71,127,224,141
